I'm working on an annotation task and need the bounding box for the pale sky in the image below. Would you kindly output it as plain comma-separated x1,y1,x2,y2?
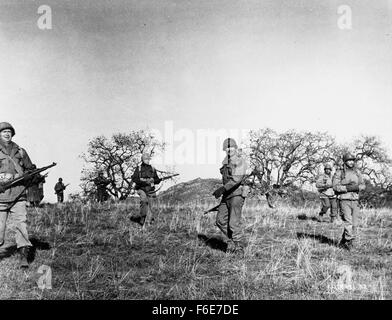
1,0,391,202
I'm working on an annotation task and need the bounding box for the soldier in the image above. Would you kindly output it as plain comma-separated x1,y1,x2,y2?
213,138,248,254
333,153,365,250
130,153,162,226
93,171,111,203
54,178,67,203
0,122,35,267
315,163,338,223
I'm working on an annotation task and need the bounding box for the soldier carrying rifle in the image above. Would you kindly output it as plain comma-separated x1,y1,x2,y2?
333,153,365,251
93,171,111,203
315,163,339,223
211,138,249,255
54,177,69,203
130,152,179,227
0,122,55,268
130,153,162,227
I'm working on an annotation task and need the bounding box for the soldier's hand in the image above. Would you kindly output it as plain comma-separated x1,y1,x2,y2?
213,186,226,199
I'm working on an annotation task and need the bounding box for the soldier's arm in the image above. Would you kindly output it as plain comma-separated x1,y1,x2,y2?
332,171,347,193
21,148,34,171
131,167,141,184
153,169,162,185
315,175,325,189
346,172,366,192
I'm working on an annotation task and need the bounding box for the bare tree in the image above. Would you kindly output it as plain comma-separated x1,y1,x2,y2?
248,128,336,206
353,135,392,188
346,135,392,207
80,130,165,200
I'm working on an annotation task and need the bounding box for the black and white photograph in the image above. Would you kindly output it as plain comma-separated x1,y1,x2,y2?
1,0,392,307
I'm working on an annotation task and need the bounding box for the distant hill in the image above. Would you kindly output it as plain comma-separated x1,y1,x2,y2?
158,177,222,203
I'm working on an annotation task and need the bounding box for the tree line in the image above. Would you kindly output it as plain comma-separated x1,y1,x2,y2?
78,128,392,208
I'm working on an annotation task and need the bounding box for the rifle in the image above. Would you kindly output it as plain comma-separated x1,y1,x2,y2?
203,204,220,215
144,173,180,195
0,162,56,214
160,173,179,182
55,183,70,194
0,162,57,192
205,169,259,214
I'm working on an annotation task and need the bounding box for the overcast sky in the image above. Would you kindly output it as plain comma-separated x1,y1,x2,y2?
1,0,391,202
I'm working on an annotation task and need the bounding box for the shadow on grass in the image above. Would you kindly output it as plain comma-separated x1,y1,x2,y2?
297,213,319,221
296,232,340,247
197,234,227,252
0,237,51,263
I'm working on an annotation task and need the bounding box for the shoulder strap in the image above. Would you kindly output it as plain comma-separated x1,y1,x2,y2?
4,151,24,176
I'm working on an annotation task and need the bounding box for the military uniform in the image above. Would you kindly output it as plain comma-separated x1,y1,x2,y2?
94,174,110,202
333,154,365,249
27,174,45,206
131,162,161,225
54,180,66,203
0,122,34,267
316,168,338,222
215,139,248,253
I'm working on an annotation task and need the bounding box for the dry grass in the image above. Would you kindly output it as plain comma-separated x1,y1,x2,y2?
0,198,391,300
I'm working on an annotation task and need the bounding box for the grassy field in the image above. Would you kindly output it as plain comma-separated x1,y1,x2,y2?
0,198,391,300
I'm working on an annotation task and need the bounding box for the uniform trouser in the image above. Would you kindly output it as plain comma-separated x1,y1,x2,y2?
216,195,245,244
97,189,107,202
0,201,32,249
57,192,64,203
136,190,156,223
340,200,360,242
319,197,338,217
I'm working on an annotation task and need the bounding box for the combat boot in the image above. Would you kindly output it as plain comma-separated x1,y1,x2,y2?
18,246,30,268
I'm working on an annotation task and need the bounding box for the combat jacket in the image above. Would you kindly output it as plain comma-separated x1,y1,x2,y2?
131,163,161,193
315,173,336,198
220,153,248,200
54,182,66,194
93,176,111,191
0,141,34,203
332,167,365,201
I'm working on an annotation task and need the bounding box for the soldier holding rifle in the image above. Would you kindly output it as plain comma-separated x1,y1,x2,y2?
54,177,69,203
130,153,162,226
212,138,249,255
93,171,111,203
315,163,338,223
333,153,365,251
0,122,42,267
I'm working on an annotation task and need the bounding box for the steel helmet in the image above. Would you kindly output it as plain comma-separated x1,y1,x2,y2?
0,122,15,136
222,138,238,151
343,153,356,162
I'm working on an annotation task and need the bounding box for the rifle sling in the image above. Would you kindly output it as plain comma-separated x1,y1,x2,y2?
0,149,24,176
